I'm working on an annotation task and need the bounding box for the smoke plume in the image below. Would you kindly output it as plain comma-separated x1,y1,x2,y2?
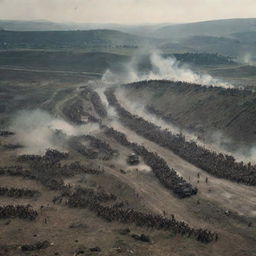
102,50,233,88
10,109,99,155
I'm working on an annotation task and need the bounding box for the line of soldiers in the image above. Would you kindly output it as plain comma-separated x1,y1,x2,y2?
17,149,68,164
0,187,39,198
0,205,38,220
67,186,117,208
69,135,116,161
106,89,256,186
64,184,216,244
62,98,86,125
0,166,33,179
21,240,50,251
94,205,217,243
2,143,23,150
14,150,102,191
0,130,15,137
84,135,117,159
104,127,197,198
0,149,216,244
89,90,108,118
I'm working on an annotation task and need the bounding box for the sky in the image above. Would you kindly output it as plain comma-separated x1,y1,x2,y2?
0,0,255,24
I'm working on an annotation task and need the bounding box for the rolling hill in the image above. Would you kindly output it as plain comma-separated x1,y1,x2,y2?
155,18,256,39
0,50,129,73
0,30,146,49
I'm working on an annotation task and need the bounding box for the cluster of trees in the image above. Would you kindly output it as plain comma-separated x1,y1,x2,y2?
106,88,256,186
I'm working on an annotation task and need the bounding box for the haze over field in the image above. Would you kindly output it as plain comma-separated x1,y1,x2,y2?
0,0,256,24
1,1,256,256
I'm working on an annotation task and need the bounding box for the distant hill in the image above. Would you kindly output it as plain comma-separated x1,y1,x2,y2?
0,50,129,73
0,20,173,36
0,30,145,49
169,53,235,65
230,31,256,43
155,18,256,39
0,20,73,31
179,36,256,57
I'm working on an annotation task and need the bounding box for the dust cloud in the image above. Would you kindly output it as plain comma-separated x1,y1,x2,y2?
10,109,99,155
102,50,233,88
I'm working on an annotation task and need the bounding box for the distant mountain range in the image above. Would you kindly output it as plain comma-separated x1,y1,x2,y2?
0,30,149,49
0,18,256,59
0,20,172,36
155,18,256,39
1,18,256,37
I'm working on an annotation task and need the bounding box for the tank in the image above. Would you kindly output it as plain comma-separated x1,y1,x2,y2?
127,153,140,165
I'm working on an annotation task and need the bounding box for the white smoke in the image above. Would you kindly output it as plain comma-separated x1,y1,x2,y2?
10,109,99,155
102,51,233,88
238,53,256,66
115,89,256,163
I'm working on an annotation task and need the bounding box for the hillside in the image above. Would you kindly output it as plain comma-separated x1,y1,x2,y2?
231,31,256,43
0,30,145,49
155,18,256,39
0,50,129,74
178,36,256,57
169,53,235,65
122,80,256,151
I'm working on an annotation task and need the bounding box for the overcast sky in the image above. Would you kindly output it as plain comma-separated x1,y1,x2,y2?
0,0,255,24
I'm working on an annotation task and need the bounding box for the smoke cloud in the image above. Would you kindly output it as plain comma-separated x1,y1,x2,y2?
10,109,99,155
238,53,256,66
115,89,256,163
102,51,233,88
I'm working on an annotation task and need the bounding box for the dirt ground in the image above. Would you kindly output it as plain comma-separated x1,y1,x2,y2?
0,81,256,256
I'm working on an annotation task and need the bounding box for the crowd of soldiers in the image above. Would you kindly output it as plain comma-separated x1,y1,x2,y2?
2,148,100,194
18,149,68,164
66,161,103,176
0,166,33,179
63,184,215,243
69,137,98,159
62,99,86,125
21,240,50,252
89,90,108,118
105,127,197,198
105,89,256,186
94,205,217,243
0,205,38,220
69,135,116,161
84,135,117,160
67,186,117,208
0,143,217,244
0,187,39,198
32,162,89,190
2,143,23,150
0,131,14,137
